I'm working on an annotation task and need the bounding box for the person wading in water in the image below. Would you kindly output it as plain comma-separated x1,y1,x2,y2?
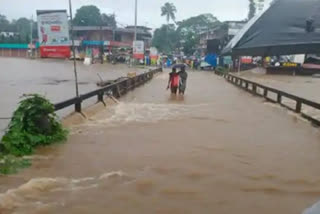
178,66,188,95
167,68,179,94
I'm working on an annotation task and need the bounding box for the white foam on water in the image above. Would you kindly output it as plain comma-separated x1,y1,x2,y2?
0,177,68,211
0,170,128,212
71,177,96,184
84,102,210,127
99,171,126,180
22,155,54,160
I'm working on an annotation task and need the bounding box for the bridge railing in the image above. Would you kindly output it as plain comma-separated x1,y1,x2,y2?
214,70,320,126
54,67,163,113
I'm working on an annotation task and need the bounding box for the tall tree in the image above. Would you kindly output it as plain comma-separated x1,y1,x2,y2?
15,18,31,39
161,2,177,24
73,5,102,26
101,13,117,28
152,24,178,53
248,0,256,20
176,14,221,55
0,14,10,31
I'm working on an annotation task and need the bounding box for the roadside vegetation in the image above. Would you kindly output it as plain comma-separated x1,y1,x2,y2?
0,94,67,174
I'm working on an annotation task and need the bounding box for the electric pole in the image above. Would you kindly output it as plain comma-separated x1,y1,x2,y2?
69,0,79,97
30,15,33,58
100,22,104,64
134,0,137,41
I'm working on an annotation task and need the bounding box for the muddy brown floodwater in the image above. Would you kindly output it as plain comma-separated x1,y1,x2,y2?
238,68,320,120
1,71,320,214
0,57,145,137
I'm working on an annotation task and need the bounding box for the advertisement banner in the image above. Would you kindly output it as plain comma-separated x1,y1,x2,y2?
37,10,70,58
133,40,144,59
39,46,71,58
150,47,158,60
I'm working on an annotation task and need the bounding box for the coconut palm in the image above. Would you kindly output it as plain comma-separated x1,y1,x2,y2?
161,2,177,24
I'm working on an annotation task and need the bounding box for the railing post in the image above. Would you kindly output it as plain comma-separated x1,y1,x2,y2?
277,93,282,103
263,88,268,97
75,100,81,112
252,84,257,94
116,85,121,97
124,80,127,92
97,92,103,102
133,77,137,87
128,79,132,90
296,101,302,113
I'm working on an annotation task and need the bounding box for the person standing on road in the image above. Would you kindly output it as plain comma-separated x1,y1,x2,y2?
178,66,188,95
167,68,179,94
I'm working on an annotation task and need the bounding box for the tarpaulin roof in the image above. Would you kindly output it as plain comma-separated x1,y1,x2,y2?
221,0,320,56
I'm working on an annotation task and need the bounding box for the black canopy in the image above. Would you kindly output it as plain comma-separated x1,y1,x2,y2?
222,0,320,56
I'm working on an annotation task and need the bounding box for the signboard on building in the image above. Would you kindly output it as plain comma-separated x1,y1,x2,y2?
133,40,144,59
150,47,158,56
150,47,158,62
37,10,71,58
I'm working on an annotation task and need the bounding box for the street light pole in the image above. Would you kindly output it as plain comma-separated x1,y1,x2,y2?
134,0,137,41
30,15,33,58
100,21,104,64
69,0,79,98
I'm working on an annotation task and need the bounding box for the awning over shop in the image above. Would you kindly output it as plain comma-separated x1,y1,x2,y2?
222,0,320,56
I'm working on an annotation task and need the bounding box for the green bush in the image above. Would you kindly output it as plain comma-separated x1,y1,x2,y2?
1,94,68,156
216,66,229,74
0,155,31,174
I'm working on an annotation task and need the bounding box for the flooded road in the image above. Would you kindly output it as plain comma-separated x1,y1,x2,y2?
0,58,145,136
238,68,320,102
1,71,320,214
237,68,320,120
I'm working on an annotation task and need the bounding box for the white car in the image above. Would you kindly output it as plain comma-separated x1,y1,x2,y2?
200,61,212,70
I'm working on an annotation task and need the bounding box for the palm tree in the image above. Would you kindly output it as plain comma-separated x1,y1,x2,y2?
161,2,177,24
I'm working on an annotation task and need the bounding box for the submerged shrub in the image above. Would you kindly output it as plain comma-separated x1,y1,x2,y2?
1,94,68,156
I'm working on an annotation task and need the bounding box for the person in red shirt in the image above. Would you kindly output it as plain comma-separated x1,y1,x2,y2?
167,68,179,94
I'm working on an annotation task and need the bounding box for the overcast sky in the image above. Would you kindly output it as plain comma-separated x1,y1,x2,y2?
0,0,271,28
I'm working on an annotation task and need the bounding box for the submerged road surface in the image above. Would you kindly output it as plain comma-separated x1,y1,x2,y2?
1,71,320,214
0,58,145,137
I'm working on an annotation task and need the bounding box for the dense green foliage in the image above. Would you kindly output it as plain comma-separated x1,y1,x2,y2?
248,0,256,20
73,5,102,26
1,94,67,156
152,24,179,54
161,2,177,24
216,66,229,74
177,14,221,55
0,155,31,174
152,13,222,55
73,5,117,27
101,13,117,28
0,14,38,43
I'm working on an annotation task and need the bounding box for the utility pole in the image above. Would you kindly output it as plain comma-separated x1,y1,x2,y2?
112,13,116,41
69,0,79,97
134,0,137,41
30,15,33,58
100,16,104,64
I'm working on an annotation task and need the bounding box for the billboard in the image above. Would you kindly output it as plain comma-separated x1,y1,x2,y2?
133,40,144,59
37,10,71,58
150,47,158,61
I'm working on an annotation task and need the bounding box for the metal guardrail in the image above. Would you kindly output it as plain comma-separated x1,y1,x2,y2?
215,71,320,126
54,67,163,112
